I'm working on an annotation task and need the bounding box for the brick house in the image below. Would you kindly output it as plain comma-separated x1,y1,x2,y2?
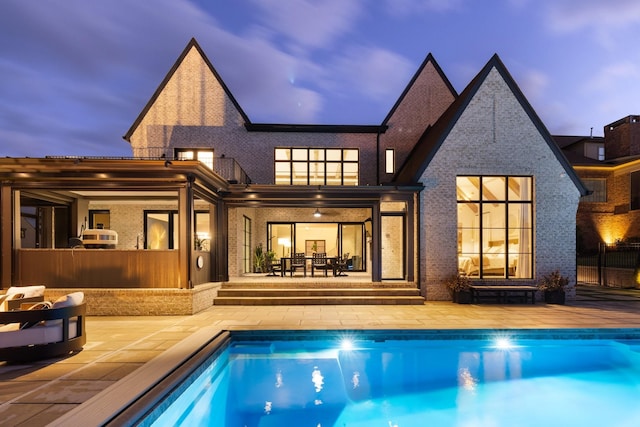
565,115,640,252
0,39,587,312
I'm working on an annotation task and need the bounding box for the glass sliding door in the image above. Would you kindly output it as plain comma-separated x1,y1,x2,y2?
339,223,365,271
381,214,405,279
268,223,294,259
267,222,366,272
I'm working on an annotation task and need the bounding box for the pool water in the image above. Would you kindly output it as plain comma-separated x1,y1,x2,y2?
147,332,640,426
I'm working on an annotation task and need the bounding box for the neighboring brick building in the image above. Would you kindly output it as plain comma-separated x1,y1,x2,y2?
565,115,640,253
0,38,587,308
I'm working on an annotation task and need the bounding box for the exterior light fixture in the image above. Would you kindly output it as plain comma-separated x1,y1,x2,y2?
314,209,321,218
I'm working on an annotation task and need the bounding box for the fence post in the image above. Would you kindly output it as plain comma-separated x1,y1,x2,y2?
598,242,604,287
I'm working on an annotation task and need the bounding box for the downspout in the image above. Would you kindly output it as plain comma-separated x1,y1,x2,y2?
376,130,381,185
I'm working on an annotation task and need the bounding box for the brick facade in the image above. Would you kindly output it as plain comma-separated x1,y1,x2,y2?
420,68,581,300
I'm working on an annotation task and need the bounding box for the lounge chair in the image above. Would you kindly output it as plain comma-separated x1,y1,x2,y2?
0,291,86,362
0,285,46,311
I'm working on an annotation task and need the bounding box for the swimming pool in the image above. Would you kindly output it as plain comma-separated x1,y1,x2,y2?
133,329,640,427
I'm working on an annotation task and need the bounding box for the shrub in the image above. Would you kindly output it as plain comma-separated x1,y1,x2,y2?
537,270,569,292
444,274,472,293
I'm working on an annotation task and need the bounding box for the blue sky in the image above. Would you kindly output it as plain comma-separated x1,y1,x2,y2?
1,0,639,157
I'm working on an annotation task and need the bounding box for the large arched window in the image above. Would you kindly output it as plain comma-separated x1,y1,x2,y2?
456,176,533,279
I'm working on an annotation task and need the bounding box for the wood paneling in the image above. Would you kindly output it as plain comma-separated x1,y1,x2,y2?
16,249,180,288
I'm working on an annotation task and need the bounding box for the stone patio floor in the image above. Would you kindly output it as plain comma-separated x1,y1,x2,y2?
1,285,640,426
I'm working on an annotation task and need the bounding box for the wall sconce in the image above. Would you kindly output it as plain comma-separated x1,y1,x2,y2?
313,209,322,218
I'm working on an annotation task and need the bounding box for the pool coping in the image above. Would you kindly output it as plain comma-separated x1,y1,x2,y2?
49,327,640,426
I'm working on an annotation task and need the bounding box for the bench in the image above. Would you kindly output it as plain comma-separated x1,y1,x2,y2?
469,285,537,304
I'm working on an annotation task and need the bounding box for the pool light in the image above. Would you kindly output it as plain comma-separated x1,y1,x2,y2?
340,338,354,351
493,337,515,350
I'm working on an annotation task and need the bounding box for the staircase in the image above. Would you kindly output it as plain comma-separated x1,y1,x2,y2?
213,281,424,305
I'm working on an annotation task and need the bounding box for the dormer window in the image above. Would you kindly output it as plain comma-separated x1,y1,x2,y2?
175,149,214,170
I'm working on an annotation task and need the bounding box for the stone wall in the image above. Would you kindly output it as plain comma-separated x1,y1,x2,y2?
45,282,220,316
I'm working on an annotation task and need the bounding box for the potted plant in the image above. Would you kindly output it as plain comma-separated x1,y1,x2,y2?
445,274,473,304
537,270,568,304
253,244,265,273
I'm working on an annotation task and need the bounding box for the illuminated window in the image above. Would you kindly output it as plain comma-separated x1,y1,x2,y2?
456,176,533,279
274,148,359,185
175,149,214,170
385,149,395,174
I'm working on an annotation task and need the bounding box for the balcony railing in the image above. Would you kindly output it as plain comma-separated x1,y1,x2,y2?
213,156,251,184
45,155,252,184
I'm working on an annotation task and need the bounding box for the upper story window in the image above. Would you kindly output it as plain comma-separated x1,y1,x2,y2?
175,149,214,170
385,149,395,174
581,178,607,203
275,148,358,185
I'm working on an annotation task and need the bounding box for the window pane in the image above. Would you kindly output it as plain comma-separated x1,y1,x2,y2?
275,162,290,185
309,162,325,185
177,151,194,160
343,149,358,161
385,149,394,174
482,176,506,201
147,213,169,250
195,213,210,251
292,162,308,185
508,177,532,201
197,151,214,170
326,149,341,161
581,178,606,203
292,149,308,161
343,163,358,185
275,148,290,161
326,163,341,185
456,176,480,201
309,149,324,161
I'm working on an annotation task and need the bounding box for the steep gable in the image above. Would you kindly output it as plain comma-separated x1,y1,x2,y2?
379,54,457,182
124,38,250,154
394,54,588,196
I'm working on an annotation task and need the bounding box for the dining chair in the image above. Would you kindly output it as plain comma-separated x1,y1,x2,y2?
290,252,306,277
311,252,328,277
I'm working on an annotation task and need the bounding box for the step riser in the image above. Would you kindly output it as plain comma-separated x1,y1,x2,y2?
218,290,420,297
222,282,418,289
213,298,424,305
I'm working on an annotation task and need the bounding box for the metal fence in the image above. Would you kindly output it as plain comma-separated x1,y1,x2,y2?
577,243,640,287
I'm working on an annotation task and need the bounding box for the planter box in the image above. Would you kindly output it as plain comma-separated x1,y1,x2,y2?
452,290,473,304
544,290,565,305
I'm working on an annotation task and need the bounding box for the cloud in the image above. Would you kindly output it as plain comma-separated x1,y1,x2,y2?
384,0,465,16
331,47,414,101
250,0,364,51
587,62,640,91
546,0,640,31
543,0,640,48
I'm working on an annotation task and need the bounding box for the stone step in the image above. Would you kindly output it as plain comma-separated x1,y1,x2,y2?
213,295,425,305
217,288,420,297
221,282,418,289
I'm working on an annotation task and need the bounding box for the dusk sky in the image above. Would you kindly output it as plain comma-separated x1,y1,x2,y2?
1,0,639,158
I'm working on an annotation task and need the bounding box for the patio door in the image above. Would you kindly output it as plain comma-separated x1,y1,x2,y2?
381,214,405,279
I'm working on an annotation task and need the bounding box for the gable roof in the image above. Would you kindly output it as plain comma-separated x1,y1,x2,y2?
381,53,457,126
123,38,251,142
392,54,589,196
